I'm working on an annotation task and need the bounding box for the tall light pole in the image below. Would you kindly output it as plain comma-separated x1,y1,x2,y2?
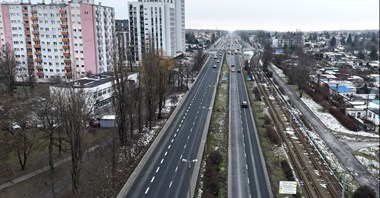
182,158,197,198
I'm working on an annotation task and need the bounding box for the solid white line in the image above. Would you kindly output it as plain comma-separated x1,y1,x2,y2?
156,167,160,173
175,166,178,172
151,177,155,183
145,187,150,194
169,181,173,188
160,159,164,164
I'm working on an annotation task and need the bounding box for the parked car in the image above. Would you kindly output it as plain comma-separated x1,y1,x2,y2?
89,117,100,128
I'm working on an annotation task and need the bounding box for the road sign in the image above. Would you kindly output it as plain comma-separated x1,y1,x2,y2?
279,181,297,194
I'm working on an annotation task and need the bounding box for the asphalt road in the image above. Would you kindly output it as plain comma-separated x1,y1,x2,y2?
119,52,221,198
268,63,380,197
228,36,272,198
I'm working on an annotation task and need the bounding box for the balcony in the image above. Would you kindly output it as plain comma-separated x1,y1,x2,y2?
62,38,69,43
23,16,29,20
64,66,72,70
34,51,41,56
59,10,66,14
60,17,67,21
62,45,69,50
65,72,72,77
24,23,30,27
60,24,68,28
34,45,41,49
36,65,43,70
35,58,42,63
24,30,31,34
26,44,32,48
25,37,31,41
31,16,38,21
31,23,39,28
64,59,71,64
61,31,68,36
22,9,28,13
27,51,33,55
63,52,70,57
31,10,37,14
33,38,40,42
32,31,39,35
37,72,44,76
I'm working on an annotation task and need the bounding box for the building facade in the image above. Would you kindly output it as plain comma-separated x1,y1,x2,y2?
128,0,185,62
0,0,116,82
115,19,130,66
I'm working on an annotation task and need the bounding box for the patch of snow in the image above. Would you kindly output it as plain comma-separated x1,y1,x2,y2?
355,156,379,177
302,98,379,138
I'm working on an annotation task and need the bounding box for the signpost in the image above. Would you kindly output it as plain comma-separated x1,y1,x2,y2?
279,181,297,194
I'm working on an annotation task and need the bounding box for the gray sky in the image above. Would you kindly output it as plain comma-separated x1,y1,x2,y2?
104,0,379,31
6,0,380,31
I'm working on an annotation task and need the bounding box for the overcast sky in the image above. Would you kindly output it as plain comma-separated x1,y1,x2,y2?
6,0,380,31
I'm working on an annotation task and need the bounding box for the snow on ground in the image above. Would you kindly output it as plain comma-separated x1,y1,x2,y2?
302,98,379,138
355,155,379,177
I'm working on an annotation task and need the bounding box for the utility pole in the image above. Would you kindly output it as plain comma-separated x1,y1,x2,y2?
182,158,197,198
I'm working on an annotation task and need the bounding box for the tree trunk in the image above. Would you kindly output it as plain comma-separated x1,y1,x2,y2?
49,132,55,197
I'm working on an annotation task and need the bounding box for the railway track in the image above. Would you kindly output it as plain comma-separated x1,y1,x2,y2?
252,71,343,197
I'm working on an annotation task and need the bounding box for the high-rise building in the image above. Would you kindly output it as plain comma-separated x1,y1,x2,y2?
128,0,185,62
115,19,130,66
0,0,116,82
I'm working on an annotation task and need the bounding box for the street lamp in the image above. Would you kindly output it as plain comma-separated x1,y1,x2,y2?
182,158,197,198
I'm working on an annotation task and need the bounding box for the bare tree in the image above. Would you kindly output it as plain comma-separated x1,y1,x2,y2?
157,54,173,119
53,84,94,195
0,43,16,96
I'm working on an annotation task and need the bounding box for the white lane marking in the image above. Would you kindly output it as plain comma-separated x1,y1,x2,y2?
190,128,193,132
195,116,198,119
180,155,183,159
169,181,173,188
156,167,160,173
151,177,155,182
188,136,190,140
160,159,164,164
177,128,180,132
193,122,196,125
181,119,184,124
246,164,248,170
248,178,250,184
183,116,186,120
185,112,188,116
174,133,177,137
168,145,171,149
175,166,178,172
171,139,174,143
164,151,167,156
145,187,150,194
179,124,182,128
245,152,247,158
184,144,187,148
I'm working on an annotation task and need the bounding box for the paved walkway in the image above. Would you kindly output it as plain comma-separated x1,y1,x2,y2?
0,145,99,191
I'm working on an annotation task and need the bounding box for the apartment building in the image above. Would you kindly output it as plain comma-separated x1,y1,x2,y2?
0,0,116,82
128,0,185,62
115,19,130,66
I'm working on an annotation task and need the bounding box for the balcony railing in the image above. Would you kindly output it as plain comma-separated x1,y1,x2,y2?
32,31,39,35
60,17,67,21
64,59,71,64
34,45,41,48
31,16,38,21
26,37,31,41
62,38,69,42
33,38,40,42
37,71,44,76
24,30,31,34
61,31,68,36
65,72,72,77
31,10,37,14
63,52,70,57
34,51,41,56
31,23,39,28
60,24,68,28
64,66,72,70
35,58,42,63
62,45,69,49
36,65,43,70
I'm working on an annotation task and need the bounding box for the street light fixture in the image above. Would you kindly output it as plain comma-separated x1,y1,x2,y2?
182,158,197,198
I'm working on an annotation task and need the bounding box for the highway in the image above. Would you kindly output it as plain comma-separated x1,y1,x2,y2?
117,50,221,198
228,34,272,198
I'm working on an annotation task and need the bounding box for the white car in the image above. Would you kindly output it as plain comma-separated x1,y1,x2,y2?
241,101,248,108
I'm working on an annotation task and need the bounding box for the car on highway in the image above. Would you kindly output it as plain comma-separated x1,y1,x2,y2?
241,101,248,108
216,60,220,63
237,69,241,73
231,68,236,72
213,64,217,68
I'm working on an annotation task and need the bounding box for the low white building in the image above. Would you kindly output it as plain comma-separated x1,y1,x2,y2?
49,73,138,111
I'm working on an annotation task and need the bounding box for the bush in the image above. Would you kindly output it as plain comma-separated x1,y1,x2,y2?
266,126,281,146
203,150,223,198
281,160,295,181
353,185,376,198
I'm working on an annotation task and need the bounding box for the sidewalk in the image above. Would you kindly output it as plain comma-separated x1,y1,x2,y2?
0,145,99,191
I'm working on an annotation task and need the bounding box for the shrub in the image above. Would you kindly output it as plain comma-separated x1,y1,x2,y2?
266,126,281,146
281,160,295,181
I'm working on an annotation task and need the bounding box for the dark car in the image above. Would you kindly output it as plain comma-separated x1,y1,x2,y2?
89,117,100,128
241,101,248,108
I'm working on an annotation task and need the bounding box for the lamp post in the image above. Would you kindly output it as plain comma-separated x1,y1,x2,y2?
182,158,197,198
